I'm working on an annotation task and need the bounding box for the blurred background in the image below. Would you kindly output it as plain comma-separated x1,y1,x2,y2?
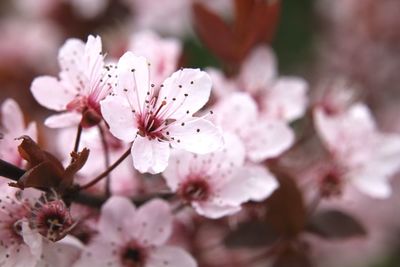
0,0,400,266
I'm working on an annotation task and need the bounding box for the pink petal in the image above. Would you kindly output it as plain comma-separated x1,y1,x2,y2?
147,246,197,267
216,164,278,205
351,172,392,198
31,76,76,111
58,38,86,90
129,30,181,85
206,67,237,99
239,45,277,95
243,120,294,162
192,200,241,219
262,77,308,122
162,151,193,192
44,112,81,128
100,95,137,142
73,240,117,267
21,221,43,259
157,68,212,120
168,118,223,154
98,196,136,242
1,98,25,133
116,52,150,113
131,135,170,174
214,92,258,134
132,199,172,246
313,103,376,158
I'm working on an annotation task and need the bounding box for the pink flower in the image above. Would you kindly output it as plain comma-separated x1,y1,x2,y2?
100,52,223,174
162,134,278,218
0,98,37,169
210,45,309,122
314,102,400,198
128,30,181,86
31,35,115,128
74,197,197,267
213,92,294,162
0,185,81,267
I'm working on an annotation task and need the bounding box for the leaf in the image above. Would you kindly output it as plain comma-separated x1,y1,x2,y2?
192,3,237,65
264,173,307,237
64,148,90,180
9,161,63,190
17,135,64,171
224,220,280,248
306,209,367,239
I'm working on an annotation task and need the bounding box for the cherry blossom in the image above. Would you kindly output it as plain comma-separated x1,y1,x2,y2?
314,102,400,198
100,52,223,174
213,92,294,162
162,133,279,218
74,197,197,267
209,45,309,123
0,98,37,170
128,30,181,86
31,35,115,128
0,185,81,267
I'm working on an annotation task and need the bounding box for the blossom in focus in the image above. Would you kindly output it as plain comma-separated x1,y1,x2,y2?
0,98,37,170
314,102,400,198
74,197,197,267
163,133,278,218
128,30,181,86
101,52,223,174
31,35,115,128
213,92,294,162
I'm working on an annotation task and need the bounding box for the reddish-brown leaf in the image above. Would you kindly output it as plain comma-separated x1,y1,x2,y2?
192,3,237,64
265,173,307,238
306,209,367,239
224,220,280,248
9,161,63,190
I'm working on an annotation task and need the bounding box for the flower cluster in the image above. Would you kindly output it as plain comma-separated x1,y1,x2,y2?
1,1,400,266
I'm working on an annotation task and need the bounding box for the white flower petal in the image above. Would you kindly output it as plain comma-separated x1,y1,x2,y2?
216,164,278,205
244,120,294,162
31,76,76,111
132,199,172,246
131,136,170,174
157,68,212,120
351,172,392,199
98,196,136,242
214,92,258,133
116,52,150,113
1,98,25,133
168,118,223,154
192,200,241,219
44,112,81,128
262,77,308,122
100,95,137,142
239,45,277,94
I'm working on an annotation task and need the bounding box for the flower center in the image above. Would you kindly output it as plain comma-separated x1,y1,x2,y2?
180,179,210,202
120,242,147,267
137,100,169,140
319,171,343,198
34,200,74,242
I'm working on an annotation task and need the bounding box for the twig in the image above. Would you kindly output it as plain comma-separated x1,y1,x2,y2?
73,124,83,153
98,125,111,196
79,147,131,191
